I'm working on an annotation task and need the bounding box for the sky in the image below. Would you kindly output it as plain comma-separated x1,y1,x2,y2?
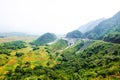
0,0,120,34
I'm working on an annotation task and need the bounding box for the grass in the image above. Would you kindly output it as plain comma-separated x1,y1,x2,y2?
0,36,57,77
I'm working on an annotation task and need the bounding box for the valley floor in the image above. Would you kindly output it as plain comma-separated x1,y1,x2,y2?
0,36,120,80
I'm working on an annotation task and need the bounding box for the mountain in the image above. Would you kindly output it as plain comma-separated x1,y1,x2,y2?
47,39,68,52
54,40,120,79
78,18,105,33
66,30,83,38
103,32,120,43
86,11,120,41
0,32,30,37
30,33,57,46
1,11,120,80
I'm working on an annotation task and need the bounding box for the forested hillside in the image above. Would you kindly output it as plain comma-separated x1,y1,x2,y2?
0,11,120,80
78,18,105,33
66,30,83,38
30,33,57,46
55,40,120,79
1,39,119,80
85,11,120,41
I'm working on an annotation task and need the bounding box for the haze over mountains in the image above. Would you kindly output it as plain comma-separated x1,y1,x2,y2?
0,11,119,37
0,32,30,37
1,11,120,43
66,11,120,43
78,18,105,33
86,11,120,40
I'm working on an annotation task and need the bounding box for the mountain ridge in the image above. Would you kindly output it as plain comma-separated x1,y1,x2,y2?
85,11,120,41
30,33,57,46
78,18,105,33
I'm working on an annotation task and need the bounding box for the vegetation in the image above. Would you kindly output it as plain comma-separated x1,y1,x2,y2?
0,41,26,56
103,32,120,43
47,39,68,52
78,18,105,33
0,54,9,66
30,33,57,46
53,40,120,79
0,40,119,80
15,52,24,57
0,11,120,80
85,11,120,40
66,30,83,38
1,41,26,50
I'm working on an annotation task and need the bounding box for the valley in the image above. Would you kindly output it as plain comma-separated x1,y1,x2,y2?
0,35,119,80
0,11,120,80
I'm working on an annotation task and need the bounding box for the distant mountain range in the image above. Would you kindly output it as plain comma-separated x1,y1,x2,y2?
66,11,120,43
86,11,120,40
0,32,30,37
1,11,120,44
78,18,105,33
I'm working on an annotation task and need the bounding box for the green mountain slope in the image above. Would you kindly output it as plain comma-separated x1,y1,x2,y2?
103,32,120,43
1,39,120,80
66,30,83,38
79,18,105,33
53,40,120,79
30,33,57,46
47,39,68,52
86,11,120,41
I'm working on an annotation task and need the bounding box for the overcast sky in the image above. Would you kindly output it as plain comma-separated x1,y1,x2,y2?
0,0,120,34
